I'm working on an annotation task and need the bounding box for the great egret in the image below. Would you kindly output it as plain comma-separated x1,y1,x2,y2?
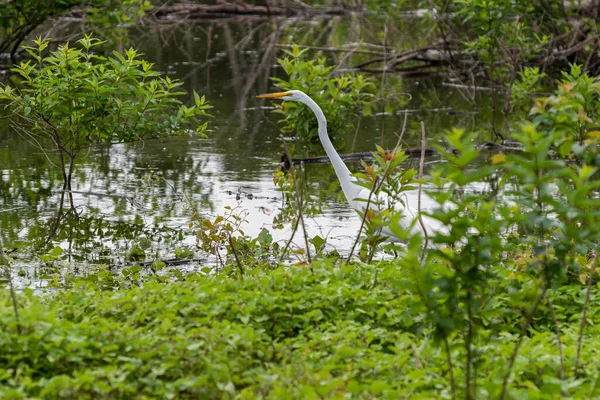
257,89,444,239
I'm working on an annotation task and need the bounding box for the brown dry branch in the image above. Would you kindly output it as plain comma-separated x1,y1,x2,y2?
350,39,459,71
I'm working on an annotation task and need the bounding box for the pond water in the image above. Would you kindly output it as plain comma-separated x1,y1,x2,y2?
0,15,492,286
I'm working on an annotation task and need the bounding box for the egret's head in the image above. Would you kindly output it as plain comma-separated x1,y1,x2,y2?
256,90,305,102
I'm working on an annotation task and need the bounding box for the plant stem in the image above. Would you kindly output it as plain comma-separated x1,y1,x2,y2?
278,216,301,265
466,298,473,400
418,121,429,254
500,283,548,400
227,233,244,280
545,294,564,381
4,267,21,335
444,337,456,400
346,176,379,264
372,269,379,289
574,249,599,375
67,153,76,211
280,136,313,272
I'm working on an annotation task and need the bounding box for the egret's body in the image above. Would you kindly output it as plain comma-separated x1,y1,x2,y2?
257,90,444,239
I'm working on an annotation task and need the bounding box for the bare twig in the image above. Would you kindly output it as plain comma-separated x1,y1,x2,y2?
502,48,520,134
278,216,301,264
4,266,21,335
543,35,600,64
351,39,455,70
150,2,357,19
277,43,383,57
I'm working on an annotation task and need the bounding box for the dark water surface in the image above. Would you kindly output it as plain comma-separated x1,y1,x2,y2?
0,16,490,286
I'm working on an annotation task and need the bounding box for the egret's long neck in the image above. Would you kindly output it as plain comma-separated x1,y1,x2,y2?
301,95,360,203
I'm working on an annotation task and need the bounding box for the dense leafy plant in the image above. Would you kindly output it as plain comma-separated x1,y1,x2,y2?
350,145,422,261
1,261,599,398
509,66,546,115
0,36,211,211
85,0,151,28
531,64,600,154
413,66,600,398
269,45,374,140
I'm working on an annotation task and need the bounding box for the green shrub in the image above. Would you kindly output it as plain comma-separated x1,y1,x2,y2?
531,64,600,156
0,36,211,209
0,263,599,398
269,45,373,141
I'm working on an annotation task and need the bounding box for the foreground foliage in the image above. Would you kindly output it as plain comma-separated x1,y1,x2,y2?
2,7,600,400
0,263,599,399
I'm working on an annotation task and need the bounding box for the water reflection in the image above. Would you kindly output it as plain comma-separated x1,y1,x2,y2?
1,16,490,278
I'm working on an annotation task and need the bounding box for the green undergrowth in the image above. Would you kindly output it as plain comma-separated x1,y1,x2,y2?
1,262,599,399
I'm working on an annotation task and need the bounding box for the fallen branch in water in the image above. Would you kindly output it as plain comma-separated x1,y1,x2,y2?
277,43,384,57
280,141,519,168
59,190,145,209
148,1,361,20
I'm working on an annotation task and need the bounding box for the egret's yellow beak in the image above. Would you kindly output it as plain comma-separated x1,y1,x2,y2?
256,91,290,99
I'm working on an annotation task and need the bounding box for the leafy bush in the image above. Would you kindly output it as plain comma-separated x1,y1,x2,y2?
416,65,600,399
0,262,599,398
531,64,600,155
269,45,373,140
0,36,211,209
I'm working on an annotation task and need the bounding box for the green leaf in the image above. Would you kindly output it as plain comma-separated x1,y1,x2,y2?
49,246,63,258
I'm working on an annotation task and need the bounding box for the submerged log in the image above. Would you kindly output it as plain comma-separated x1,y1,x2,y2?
281,147,439,169
280,141,519,169
150,1,360,20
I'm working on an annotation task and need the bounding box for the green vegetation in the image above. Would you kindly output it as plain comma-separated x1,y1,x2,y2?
0,0,83,61
2,1,600,399
1,262,599,398
0,0,150,61
0,36,211,211
271,45,374,141
4,67,599,398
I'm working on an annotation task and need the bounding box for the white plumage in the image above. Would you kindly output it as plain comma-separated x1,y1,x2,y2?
257,89,446,240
